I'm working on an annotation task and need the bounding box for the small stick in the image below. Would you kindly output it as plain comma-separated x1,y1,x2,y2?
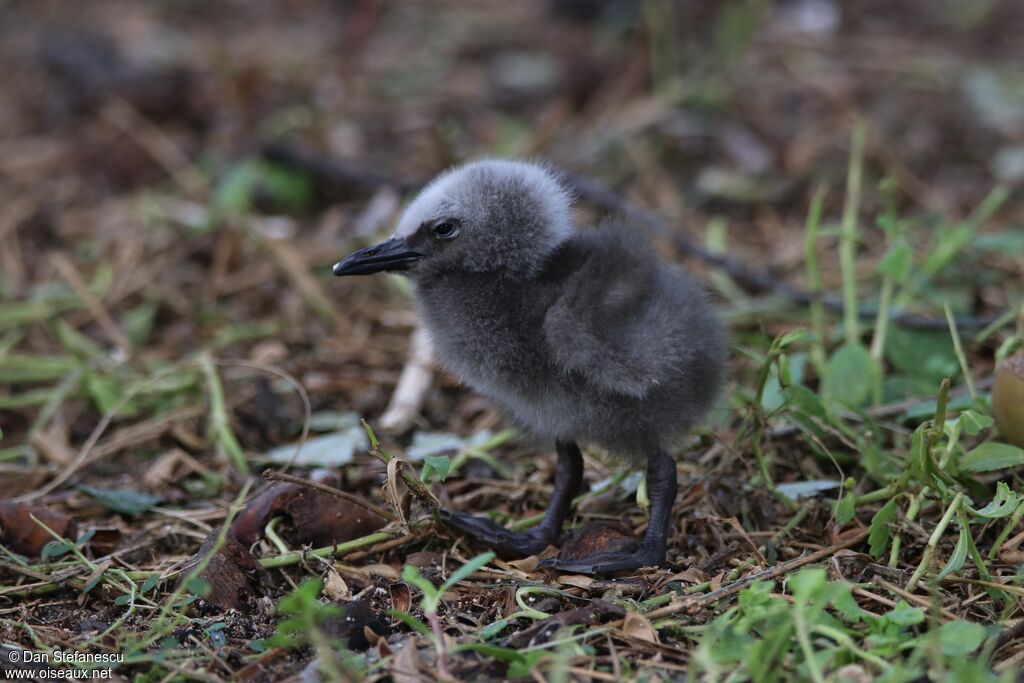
640,529,869,620
379,325,435,433
872,577,957,620
905,492,962,592
49,251,133,357
261,469,395,522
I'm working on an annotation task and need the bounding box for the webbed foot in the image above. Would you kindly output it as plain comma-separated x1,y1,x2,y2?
440,509,554,558
538,542,666,575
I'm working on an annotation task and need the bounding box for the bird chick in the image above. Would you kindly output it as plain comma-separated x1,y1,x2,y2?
333,159,727,574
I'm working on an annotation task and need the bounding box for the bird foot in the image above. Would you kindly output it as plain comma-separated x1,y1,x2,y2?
439,509,553,558
538,542,666,575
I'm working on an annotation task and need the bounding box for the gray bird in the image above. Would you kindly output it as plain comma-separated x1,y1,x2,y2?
333,159,726,573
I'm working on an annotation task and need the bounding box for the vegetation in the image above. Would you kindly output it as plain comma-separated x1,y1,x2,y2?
1,1,1023,680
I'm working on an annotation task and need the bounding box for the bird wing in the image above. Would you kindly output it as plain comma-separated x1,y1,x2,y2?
542,227,663,398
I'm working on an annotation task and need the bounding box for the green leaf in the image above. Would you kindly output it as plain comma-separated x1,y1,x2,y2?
784,384,829,420
937,620,987,656
958,410,994,437
960,442,1024,472
878,239,913,282
401,565,440,613
213,161,258,217
822,343,877,408
121,302,158,347
934,522,970,582
789,568,826,602
387,609,431,636
185,576,211,597
83,372,125,415
278,578,324,614
973,482,1019,518
40,539,74,562
440,551,496,595
884,326,960,385
79,486,163,516
868,498,899,559
884,601,925,626
421,455,452,483
774,329,816,349
141,574,161,594
836,490,857,525
260,162,314,213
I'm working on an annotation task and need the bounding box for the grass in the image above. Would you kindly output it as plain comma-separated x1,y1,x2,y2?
2,4,1024,679
1,126,1022,681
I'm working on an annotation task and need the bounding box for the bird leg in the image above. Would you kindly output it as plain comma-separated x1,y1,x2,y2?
541,447,677,574
440,441,583,558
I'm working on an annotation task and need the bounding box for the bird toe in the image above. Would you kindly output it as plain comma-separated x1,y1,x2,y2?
539,544,667,575
439,509,552,558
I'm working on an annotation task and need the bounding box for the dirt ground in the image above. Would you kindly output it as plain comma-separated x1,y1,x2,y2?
1,1,1024,681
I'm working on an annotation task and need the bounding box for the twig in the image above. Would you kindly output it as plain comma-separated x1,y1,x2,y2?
872,577,957,621
49,251,132,357
362,420,440,512
261,469,396,522
379,325,435,433
258,531,396,569
640,529,869,620
905,492,962,592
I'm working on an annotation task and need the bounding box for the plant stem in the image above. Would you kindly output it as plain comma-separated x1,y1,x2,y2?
804,186,829,378
945,303,976,401
840,122,867,347
906,492,963,591
259,531,395,569
793,607,825,683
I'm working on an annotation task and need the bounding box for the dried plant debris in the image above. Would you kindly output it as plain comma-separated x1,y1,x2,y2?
2,1,1024,681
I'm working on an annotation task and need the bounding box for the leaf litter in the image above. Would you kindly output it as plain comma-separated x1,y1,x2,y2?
1,1,1024,681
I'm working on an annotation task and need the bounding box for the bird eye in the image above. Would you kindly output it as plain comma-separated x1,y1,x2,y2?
431,221,461,240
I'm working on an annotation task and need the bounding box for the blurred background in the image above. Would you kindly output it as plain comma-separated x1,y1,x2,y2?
1,0,1023,482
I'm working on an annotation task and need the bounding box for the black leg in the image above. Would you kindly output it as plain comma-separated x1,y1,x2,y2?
540,447,677,574
441,441,583,558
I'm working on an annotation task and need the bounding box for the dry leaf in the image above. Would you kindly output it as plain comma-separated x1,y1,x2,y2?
666,567,706,584
323,570,351,602
507,555,541,573
555,574,596,589
390,636,425,683
362,563,401,580
622,611,659,643
389,582,412,613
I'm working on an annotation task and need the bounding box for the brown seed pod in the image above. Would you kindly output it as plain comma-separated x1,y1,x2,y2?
992,354,1024,448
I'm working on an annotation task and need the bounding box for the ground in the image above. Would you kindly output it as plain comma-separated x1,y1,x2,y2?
1,1,1024,681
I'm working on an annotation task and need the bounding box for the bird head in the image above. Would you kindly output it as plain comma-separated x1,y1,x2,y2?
332,160,574,279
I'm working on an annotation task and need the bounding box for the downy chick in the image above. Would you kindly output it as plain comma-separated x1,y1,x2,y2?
334,159,726,573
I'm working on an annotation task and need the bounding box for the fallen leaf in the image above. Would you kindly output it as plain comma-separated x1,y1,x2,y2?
79,486,163,517
390,637,424,683
666,567,707,584
323,570,351,602
622,611,659,643
0,500,76,556
389,582,412,613
555,574,596,589
266,416,367,467
507,556,541,573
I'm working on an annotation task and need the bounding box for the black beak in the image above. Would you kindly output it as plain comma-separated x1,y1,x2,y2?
332,238,424,276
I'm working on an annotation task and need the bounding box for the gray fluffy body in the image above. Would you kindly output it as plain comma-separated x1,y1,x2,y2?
391,159,727,463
